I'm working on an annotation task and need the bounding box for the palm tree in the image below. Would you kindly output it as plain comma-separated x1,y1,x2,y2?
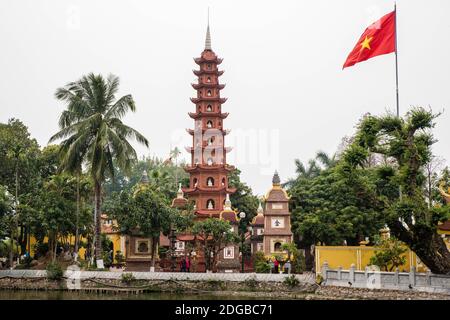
49,73,149,262
283,159,321,188
315,151,337,169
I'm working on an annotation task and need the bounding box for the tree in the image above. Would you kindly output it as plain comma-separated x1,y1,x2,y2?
289,167,385,247
369,238,407,271
108,186,175,269
343,108,450,274
424,156,445,208
33,173,92,261
0,119,42,256
49,73,149,262
283,158,321,188
315,151,337,169
0,119,41,196
192,218,237,272
103,156,189,200
228,168,259,232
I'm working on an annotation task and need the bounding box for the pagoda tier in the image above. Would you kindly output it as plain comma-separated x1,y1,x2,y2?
185,164,235,173
182,186,237,194
188,112,229,119
195,210,221,217
190,97,227,104
184,146,233,153
193,69,224,77
194,57,223,65
191,83,225,90
186,128,230,136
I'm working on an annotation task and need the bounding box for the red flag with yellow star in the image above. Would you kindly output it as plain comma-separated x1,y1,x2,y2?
343,11,396,69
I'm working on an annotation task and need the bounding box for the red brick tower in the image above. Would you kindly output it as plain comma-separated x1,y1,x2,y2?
183,23,236,219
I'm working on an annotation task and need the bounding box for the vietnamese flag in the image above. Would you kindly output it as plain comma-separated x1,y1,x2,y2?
343,11,396,69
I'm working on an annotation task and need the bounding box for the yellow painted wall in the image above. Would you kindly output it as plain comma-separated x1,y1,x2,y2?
315,246,428,273
28,234,124,262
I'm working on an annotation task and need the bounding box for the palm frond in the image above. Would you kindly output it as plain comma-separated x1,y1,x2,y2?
105,95,135,119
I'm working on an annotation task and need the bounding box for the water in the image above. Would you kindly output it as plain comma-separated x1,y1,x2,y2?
0,290,263,300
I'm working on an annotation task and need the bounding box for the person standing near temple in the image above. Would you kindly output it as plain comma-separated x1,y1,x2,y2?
185,256,190,273
274,259,279,273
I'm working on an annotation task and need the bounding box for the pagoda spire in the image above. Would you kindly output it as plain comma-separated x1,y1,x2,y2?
205,9,212,50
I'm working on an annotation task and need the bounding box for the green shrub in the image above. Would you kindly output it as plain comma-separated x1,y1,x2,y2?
369,237,407,271
46,262,64,281
316,274,324,285
253,252,271,273
255,261,271,273
292,250,306,274
115,251,125,265
0,241,7,257
121,272,135,284
33,242,49,258
158,247,168,259
102,251,112,268
283,274,299,288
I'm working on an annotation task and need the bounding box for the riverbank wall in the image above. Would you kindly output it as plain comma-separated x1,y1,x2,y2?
0,270,449,300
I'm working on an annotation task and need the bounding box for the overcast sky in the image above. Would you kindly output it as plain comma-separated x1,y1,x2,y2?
1,0,449,195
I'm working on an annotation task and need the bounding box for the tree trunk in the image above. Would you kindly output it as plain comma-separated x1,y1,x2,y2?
412,233,450,275
74,174,80,260
52,233,58,262
427,170,432,209
151,236,158,268
391,220,450,274
19,225,26,255
9,224,14,269
94,180,102,262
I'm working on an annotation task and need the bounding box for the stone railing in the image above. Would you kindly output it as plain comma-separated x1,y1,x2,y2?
0,269,316,284
320,262,450,294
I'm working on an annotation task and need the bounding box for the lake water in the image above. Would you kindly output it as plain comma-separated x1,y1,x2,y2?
0,290,264,300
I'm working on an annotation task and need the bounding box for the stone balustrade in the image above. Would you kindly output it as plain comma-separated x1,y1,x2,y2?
320,261,450,294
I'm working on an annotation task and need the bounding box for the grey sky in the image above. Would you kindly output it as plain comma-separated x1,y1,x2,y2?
1,0,449,196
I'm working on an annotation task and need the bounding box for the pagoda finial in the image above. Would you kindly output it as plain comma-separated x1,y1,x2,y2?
224,193,232,211
257,201,263,215
272,170,281,186
176,183,184,199
205,8,212,50
140,170,150,185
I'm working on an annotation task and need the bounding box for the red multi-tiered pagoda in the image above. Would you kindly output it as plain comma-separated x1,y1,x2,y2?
182,23,236,219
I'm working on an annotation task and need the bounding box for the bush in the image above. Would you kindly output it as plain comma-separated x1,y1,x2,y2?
121,272,135,285
0,241,7,257
115,251,125,265
369,237,407,271
158,247,168,259
33,242,49,258
255,261,271,273
283,274,300,288
316,274,324,285
15,255,34,269
292,250,306,274
46,262,64,281
102,251,112,268
253,252,271,273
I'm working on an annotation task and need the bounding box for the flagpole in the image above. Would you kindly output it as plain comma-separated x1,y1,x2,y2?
395,3,402,201
394,3,400,117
